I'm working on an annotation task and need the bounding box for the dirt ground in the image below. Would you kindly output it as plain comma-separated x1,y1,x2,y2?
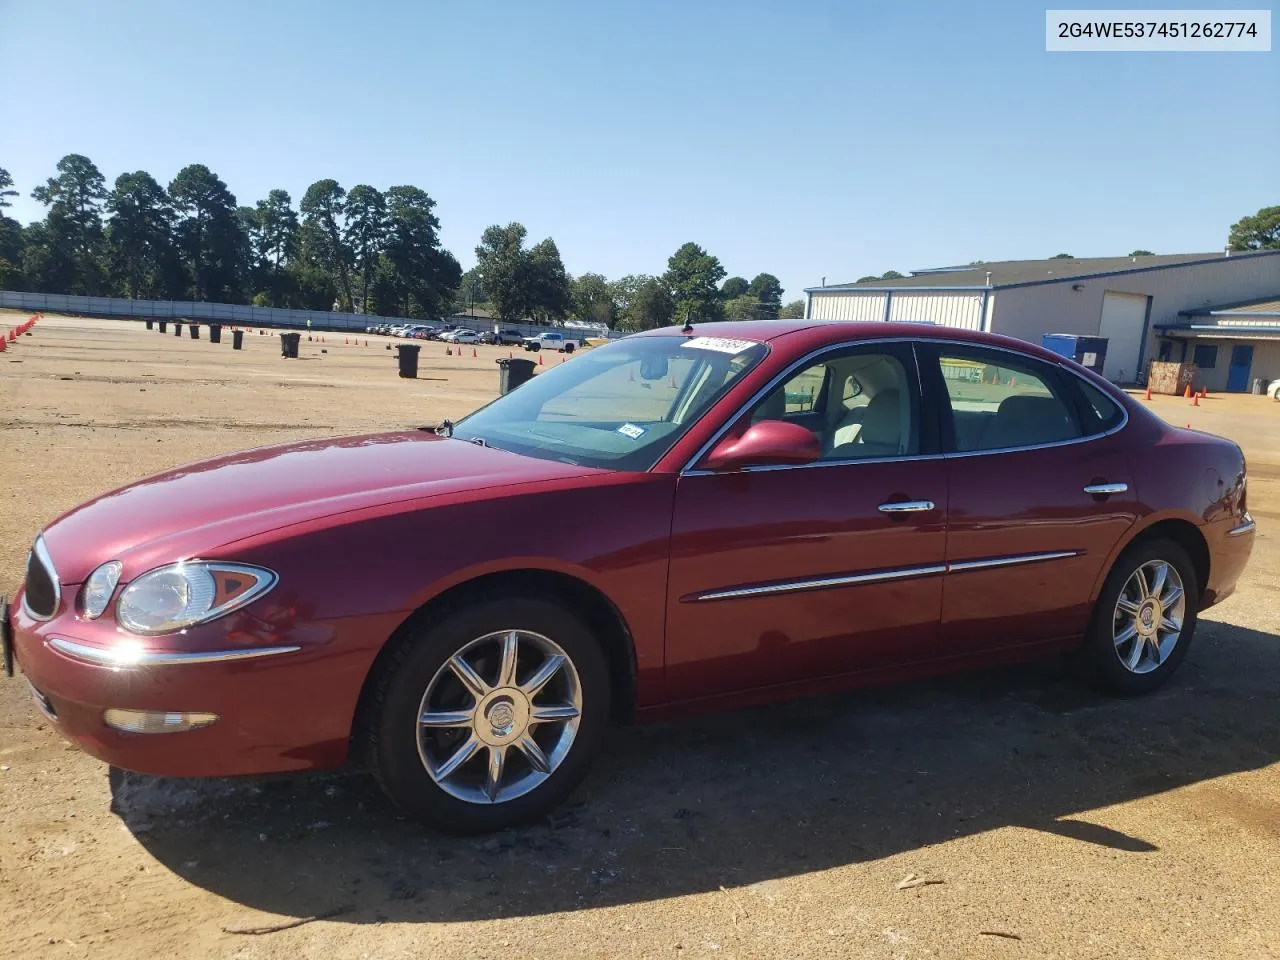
1,312,1277,960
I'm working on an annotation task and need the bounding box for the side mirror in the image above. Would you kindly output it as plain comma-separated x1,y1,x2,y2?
701,420,821,471
639,356,669,381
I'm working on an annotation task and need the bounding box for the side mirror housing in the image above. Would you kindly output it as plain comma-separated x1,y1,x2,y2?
701,420,821,471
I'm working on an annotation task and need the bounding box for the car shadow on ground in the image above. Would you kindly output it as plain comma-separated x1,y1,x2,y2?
118,619,1279,924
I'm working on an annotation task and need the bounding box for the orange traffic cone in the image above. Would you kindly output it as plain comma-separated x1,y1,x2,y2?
1144,385,1152,401
1183,383,1192,398
538,353,544,366
472,347,477,358
508,351,513,359
1201,386,1208,399
1192,392,1200,407
0,336,6,353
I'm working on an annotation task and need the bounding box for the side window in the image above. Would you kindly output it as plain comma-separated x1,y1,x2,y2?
751,351,918,460
1193,344,1218,369
1074,378,1125,434
938,351,1080,452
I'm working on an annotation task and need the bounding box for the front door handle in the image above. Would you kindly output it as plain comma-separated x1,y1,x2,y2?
877,500,936,514
1083,482,1128,496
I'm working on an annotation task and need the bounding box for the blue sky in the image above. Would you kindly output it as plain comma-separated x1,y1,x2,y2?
2,0,1276,301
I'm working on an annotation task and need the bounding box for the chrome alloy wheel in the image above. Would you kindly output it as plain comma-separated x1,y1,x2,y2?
416,630,582,805
1113,559,1186,675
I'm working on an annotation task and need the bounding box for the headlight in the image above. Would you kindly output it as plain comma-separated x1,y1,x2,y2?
115,562,277,635
81,561,122,619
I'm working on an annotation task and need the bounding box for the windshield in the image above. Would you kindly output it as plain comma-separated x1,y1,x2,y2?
455,335,768,470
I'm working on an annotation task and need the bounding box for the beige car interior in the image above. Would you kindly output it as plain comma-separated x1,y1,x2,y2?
751,354,914,460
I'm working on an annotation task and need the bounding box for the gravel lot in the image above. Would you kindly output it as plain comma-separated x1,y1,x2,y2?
1,312,1277,959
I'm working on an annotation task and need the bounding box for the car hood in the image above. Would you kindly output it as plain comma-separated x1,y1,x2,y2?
40,431,600,583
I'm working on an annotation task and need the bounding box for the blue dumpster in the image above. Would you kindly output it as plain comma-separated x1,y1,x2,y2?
1041,334,1108,375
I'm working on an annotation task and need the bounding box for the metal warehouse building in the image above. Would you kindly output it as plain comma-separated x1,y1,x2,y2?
804,250,1280,389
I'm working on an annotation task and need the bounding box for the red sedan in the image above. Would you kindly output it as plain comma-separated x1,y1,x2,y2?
5,321,1255,832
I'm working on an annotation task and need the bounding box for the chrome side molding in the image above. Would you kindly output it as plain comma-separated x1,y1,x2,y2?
1227,518,1256,538
877,500,936,513
691,550,1083,602
48,637,301,668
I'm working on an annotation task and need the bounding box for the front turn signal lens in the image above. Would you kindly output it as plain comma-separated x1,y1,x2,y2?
103,709,218,734
81,561,122,619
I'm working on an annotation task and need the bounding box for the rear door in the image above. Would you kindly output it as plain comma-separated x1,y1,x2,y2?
920,343,1139,657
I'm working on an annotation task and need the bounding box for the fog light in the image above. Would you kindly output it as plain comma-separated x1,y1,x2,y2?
102,709,218,734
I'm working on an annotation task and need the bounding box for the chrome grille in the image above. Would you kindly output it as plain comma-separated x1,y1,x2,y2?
22,537,59,620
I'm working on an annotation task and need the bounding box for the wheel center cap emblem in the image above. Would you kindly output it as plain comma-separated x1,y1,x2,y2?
487,701,516,737
1139,603,1157,632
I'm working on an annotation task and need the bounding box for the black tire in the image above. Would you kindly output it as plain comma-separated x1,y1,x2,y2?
1077,537,1199,695
365,596,610,833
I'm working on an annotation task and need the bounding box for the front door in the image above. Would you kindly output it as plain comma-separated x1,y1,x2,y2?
664,342,948,702
921,344,1138,656
1227,344,1254,392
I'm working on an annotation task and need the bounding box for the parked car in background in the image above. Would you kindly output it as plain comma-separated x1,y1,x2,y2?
439,328,479,343
7,321,1254,833
482,328,525,346
1267,378,1280,400
523,330,580,353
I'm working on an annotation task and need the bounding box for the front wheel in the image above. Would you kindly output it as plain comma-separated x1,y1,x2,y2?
1077,538,1199,695
365,597,610,833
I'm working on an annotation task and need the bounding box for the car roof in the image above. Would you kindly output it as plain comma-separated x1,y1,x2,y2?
630,320,1068,365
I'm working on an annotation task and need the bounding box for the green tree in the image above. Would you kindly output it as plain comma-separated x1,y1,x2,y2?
1129,249,1154,256
456,266,487,313
747,272,783,319
168,164,246,301
300,179,354,311
572,272,617,327
1227,205,1280,251
527,238,573,323
31,153,107,294
0,167,16,211
617,276,675,331
663,241,725,324
376,185,460,318
0,167,21,288
475,222,535,323
880,270,905,280
779,298,805,319
344,184,387,313
724,294,763,321
721,276,749,299
104,171,173,299
251,189,298,307
856,275,880,283
1050,253,1074,259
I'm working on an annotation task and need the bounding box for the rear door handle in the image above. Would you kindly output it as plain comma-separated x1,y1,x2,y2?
877,500,936,514
1083,482,1128,496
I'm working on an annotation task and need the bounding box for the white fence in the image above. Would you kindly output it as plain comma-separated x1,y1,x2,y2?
0,290,614,339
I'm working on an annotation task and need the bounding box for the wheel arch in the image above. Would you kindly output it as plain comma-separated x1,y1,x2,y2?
1093,514,1210,606
351,568,638,757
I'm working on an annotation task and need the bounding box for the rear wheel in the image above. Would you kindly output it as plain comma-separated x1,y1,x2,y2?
366,597,610,833
1078,538,1199,695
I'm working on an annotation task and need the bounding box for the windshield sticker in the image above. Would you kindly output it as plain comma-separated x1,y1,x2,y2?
680,336,757,355
616,423,647,440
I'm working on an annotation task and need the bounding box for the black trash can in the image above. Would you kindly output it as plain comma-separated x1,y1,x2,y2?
280,332,301,358
189,323,200,339
396,343,421,378
158,321,167,333
145,319,153,330
174,322,183,336
209,323,222,344
232,329,244,350
497,356,537,395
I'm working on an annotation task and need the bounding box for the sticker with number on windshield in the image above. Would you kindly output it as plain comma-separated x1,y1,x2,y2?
680,337,757,354
616,423,647,440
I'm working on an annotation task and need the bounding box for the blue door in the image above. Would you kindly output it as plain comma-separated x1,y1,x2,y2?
1227,344,1254,392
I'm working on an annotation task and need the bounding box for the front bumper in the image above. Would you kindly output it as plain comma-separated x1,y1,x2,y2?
6,591,377,777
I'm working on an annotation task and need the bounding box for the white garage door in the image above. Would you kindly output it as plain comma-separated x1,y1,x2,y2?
1098,291,1149,383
